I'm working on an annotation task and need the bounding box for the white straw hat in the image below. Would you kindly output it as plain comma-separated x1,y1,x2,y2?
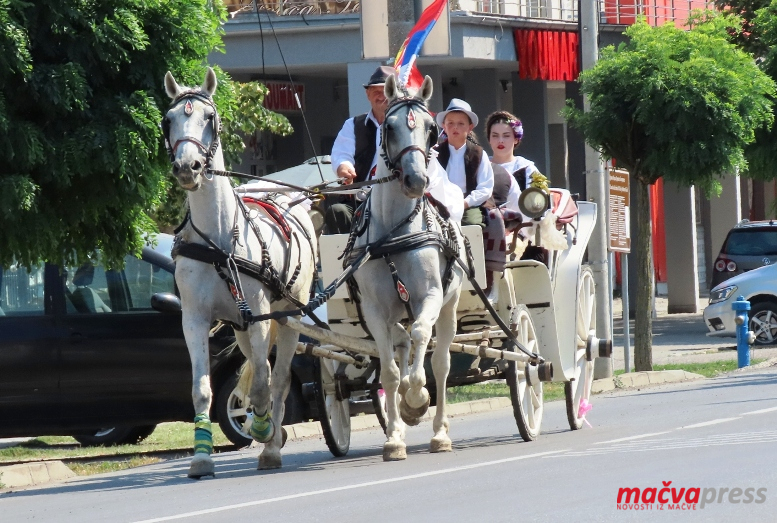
435,98,479,127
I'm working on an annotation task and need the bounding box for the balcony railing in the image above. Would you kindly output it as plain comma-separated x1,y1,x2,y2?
224,0,360,17
224,0,710,24
603,0,711,26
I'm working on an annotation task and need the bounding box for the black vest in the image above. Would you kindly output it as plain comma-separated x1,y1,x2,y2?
436,140,482,195
491,163,512,207
353,114,378,183
437,140,495,208
513,166,529,191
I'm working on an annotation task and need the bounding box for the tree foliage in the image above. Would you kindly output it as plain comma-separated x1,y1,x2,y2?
565,16,774,192
0,0,292,268
564,15,774,370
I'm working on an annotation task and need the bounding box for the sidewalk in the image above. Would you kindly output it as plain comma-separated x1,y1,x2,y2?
609,296,777,371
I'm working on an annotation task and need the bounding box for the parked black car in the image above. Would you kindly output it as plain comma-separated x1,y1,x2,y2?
0,234,317,446
710,220,777,289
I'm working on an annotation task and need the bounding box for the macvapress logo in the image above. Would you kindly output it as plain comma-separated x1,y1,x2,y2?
616,482,766,511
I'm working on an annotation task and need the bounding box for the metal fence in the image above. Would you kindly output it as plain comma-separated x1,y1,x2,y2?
224,0,711,24
224,0,360,17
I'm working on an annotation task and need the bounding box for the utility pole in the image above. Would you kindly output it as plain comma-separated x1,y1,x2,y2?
579,0,613,379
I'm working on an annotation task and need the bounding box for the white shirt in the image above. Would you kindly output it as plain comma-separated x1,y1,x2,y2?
426,155,464,223
444,143,494,208
498,156,539,190
331,110,382,178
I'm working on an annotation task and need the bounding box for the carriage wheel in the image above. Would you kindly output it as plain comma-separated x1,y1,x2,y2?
565,266,596,430
314,358,351,457
505,306,543,442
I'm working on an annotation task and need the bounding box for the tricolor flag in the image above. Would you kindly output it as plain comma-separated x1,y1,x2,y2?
393,0,448,90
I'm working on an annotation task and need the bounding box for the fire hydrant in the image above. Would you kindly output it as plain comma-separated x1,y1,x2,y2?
733,296,755,368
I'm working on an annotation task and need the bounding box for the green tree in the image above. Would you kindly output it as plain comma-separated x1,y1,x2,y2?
0,0,291,268
564,16,774,370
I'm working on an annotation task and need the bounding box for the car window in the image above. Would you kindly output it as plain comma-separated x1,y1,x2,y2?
0,263,46,316
63,262,114,314
123,255,175,311
722,229,777,256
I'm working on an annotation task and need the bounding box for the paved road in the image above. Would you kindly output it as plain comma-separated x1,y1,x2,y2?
2,366,776,522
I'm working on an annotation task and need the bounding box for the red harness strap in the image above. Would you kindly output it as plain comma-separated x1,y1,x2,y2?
242,197,292,242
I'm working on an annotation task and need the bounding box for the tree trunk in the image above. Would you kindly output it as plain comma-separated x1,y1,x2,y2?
634,180,653,371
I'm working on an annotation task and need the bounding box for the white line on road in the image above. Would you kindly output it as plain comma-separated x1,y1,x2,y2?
594,431,672,444
131,449,568,523
679,417,741,429
742,406,777,416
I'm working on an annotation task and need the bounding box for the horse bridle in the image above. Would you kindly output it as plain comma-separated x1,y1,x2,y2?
162,89,222,169
380,97,439,182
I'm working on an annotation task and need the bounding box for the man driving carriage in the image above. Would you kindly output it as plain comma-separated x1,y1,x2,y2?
326,66,463,232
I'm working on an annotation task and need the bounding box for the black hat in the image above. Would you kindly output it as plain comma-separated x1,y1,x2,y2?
363,65,396,88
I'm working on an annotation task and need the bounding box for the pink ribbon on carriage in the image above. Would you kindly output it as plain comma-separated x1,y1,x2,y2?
578,399,593,428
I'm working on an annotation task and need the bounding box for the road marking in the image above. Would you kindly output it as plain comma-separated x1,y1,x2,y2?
545,431,777,458
679,417,741,429
742,406,777,416
131,449,568,523
594,431,672,444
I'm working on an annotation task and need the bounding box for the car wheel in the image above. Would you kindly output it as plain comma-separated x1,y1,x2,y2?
215,372,308,447
749,302,777,345
73,425,156,446
215,373,253,448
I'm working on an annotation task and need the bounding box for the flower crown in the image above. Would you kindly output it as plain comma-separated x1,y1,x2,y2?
507,119,524,140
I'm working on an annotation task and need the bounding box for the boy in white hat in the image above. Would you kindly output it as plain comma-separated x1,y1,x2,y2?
435,98,495,227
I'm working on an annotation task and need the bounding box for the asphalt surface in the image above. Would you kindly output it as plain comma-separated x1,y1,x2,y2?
2,364,776,522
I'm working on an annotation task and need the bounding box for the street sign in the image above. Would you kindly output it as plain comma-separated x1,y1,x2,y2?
608,168,631,253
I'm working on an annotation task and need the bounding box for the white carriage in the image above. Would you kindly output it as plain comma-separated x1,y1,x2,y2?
280,187,611,455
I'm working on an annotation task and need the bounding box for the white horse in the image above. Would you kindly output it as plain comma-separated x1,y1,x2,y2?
164,68,317,477
351,74,466,460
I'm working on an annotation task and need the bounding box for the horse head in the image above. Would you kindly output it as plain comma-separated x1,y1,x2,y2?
382,74,437,199
163,68,221,191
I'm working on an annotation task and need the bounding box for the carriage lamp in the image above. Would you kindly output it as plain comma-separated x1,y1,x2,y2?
518,187,549,219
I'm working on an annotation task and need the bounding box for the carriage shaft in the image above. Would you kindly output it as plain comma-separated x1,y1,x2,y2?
295,343,366,367
283,317,380,358
447,341,531,364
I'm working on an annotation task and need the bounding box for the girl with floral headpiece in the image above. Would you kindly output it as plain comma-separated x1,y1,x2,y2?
485,111,546,210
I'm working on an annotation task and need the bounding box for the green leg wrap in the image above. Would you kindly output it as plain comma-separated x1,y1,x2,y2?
250,408,275,443
193,413,213,455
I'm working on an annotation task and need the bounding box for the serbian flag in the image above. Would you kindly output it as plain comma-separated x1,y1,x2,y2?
393,0,448,90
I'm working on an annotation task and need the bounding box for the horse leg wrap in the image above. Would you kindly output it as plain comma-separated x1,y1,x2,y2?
250,409,275,443
193,413,214,455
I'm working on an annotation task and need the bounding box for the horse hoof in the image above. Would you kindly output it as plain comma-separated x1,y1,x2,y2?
405,386,430,410
258,452,282,470
383,441,407,461
281,426,288,448
430,435,452,453
188,454,215,479
400,395,429,426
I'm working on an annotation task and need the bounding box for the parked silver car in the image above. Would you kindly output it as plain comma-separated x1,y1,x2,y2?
704,263,777,345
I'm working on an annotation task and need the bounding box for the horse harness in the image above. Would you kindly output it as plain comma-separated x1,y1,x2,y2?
341,193,474,326
165,88,318,331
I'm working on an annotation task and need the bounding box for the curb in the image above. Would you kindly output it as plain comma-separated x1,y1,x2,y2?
591,370,705,393
0,461,76,489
